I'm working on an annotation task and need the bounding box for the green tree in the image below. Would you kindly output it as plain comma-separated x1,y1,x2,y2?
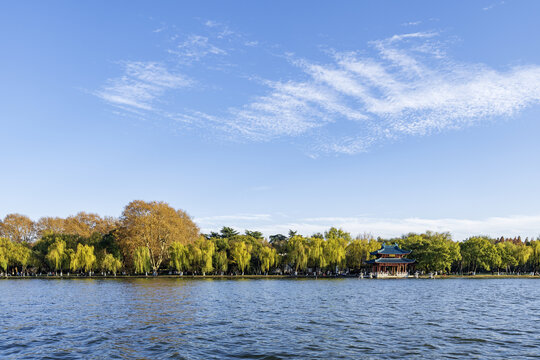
530,240,540,273
215,250,228,275
269,234,287,243
10,242,32,275
461,236,499,273
101,253,122,276
288,235,309,273
70,244,96,274
497,241,518,273
199,237,215,275
515,244,532,272
422,233,461,273
0,244,8,275
259,246,276,275
308,237,327,273
187,237,215,275
346,240,368,271
325,227,352,242
46,238,69,275
220,227,239,238
269,234,288,264
245,230,263,239
323,229,348,273
400,232,461,274
231,241,252,275
169,242,189,275
134,246,151,275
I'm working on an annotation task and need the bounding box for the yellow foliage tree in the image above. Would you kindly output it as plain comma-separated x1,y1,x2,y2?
119,200,199,275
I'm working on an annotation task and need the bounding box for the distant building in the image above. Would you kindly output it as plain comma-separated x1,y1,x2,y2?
365,243,415,277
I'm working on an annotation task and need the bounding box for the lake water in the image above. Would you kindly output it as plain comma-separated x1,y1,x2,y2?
1,278,539,359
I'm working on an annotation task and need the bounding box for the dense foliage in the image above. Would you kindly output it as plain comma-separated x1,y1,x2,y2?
1,202,539,276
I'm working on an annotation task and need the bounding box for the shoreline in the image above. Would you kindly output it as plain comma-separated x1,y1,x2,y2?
2,274,540,280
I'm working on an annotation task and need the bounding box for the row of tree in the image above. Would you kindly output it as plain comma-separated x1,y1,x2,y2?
1,201,540,276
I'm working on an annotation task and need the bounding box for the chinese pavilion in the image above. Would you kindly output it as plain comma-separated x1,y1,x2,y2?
365,243,415,277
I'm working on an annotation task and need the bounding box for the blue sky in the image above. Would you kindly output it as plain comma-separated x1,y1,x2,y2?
1,1,540,240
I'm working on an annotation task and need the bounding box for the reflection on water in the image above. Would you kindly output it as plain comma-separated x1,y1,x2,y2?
1,278,540,359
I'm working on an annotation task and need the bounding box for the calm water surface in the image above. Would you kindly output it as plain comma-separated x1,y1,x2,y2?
1,278,539,359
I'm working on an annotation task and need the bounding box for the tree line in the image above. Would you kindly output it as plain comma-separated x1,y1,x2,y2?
1,200,539,277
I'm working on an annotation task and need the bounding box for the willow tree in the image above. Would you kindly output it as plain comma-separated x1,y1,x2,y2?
188,242,202,274
169,241,189,275
231,241,252,275
70,244,96,275
345,240,365,271
134,247,151,275
346,237,380,271
215,250,228,275
198,237,215,275
0,245,8,275
288,235,308,273
101,253,123,276
308,237,327,273
46,238,69,275
530,240,540,273
324,236,347,273
119,200,199,275
187,238,215,275
259,246,276,275
515,244,532,272
11,243,32,275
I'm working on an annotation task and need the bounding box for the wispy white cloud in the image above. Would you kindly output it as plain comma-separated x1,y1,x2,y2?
97,30,540,155
204,20,220,28
402,21,422,26
170,34,227,60
153,26,166,33
202,19,237,39
212,31,540,154
483,1,505,11
197,213,540,241
96,61,191,110
226,79,367,140
168,19,245,62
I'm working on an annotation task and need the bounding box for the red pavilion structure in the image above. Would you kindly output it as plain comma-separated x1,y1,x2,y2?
365,243,415,277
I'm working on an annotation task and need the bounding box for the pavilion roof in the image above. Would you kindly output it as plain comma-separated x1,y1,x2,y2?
370,243,411,255
365,258,415,264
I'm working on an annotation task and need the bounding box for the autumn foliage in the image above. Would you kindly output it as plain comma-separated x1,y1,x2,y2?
1,202,540,277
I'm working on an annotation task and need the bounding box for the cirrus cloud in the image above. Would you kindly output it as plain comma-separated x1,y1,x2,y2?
96,30,540,155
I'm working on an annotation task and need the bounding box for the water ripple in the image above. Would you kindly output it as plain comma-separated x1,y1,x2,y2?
1,278,540,359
